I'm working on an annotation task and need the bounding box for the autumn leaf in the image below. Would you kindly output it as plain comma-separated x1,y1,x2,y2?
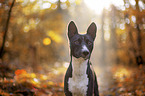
117,83,123,87
15,69,27,75
58,82,64,87
43,84,47,88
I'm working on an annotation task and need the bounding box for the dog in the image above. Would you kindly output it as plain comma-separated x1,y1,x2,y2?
64,21,99,96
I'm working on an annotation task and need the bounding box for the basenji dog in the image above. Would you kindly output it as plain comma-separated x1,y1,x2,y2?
64,21,99,96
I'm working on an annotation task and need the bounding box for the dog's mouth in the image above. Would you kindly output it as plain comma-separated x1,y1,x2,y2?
81,53,90,60
73,54,90,60
84,56,90,60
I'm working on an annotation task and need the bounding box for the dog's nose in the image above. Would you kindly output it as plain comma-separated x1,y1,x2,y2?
82,51,89,56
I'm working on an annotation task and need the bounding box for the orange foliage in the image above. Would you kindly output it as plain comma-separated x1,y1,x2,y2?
0,89,10,96
15,69,27,75
117,83,123,87
8,2,12,6
58,82,64,87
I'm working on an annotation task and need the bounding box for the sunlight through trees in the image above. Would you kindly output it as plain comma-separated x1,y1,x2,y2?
0,0,145,95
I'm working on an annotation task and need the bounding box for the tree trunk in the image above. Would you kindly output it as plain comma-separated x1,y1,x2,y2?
101,9,106,65
0,0,15,59
110,5,117,64
135,0,144,65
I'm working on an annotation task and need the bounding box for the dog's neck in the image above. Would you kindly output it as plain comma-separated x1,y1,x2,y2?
71,56,89,76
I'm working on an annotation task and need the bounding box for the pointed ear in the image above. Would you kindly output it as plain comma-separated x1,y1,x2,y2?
87,22,97,40
68,21,78,39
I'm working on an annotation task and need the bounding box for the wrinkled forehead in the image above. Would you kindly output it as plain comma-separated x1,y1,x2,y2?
70,34,93,42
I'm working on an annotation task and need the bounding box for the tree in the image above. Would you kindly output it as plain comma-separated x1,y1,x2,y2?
0,0,15,59
101,9,106,65
124,0,145,65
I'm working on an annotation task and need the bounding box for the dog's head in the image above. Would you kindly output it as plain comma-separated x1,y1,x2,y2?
68,21,97,59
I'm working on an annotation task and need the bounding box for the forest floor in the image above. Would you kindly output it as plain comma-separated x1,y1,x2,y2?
98,64,145,96
0,64,145,96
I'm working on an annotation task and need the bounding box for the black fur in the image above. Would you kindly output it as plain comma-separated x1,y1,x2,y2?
64,21,99,96
64,62,73,96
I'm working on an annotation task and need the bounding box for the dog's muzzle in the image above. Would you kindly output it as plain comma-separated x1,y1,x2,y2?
81,50,90,59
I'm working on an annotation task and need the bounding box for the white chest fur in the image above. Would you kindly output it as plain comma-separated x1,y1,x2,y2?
68,56,89,96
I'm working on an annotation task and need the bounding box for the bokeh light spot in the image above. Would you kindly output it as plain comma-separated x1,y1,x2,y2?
43,38,51,45
24,25,30,33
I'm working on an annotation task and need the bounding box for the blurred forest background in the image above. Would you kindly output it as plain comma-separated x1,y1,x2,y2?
0,0,145,96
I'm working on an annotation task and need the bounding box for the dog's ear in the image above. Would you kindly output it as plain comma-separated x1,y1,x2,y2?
68,21,78,39
87,22,97,40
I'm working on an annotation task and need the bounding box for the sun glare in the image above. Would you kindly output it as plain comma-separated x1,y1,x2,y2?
104,32,110,41
84,0,124,14
42,3,51,9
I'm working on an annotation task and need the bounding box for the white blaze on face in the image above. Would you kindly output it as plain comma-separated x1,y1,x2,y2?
82,45,89,52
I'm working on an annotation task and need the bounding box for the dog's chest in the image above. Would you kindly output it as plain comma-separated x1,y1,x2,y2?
68,57,89,96
68,74,88,96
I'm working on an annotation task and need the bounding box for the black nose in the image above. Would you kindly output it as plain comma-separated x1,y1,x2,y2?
83,51,89,56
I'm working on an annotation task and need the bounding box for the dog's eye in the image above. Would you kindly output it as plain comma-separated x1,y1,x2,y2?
74,40,79,45
88,41,92,45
